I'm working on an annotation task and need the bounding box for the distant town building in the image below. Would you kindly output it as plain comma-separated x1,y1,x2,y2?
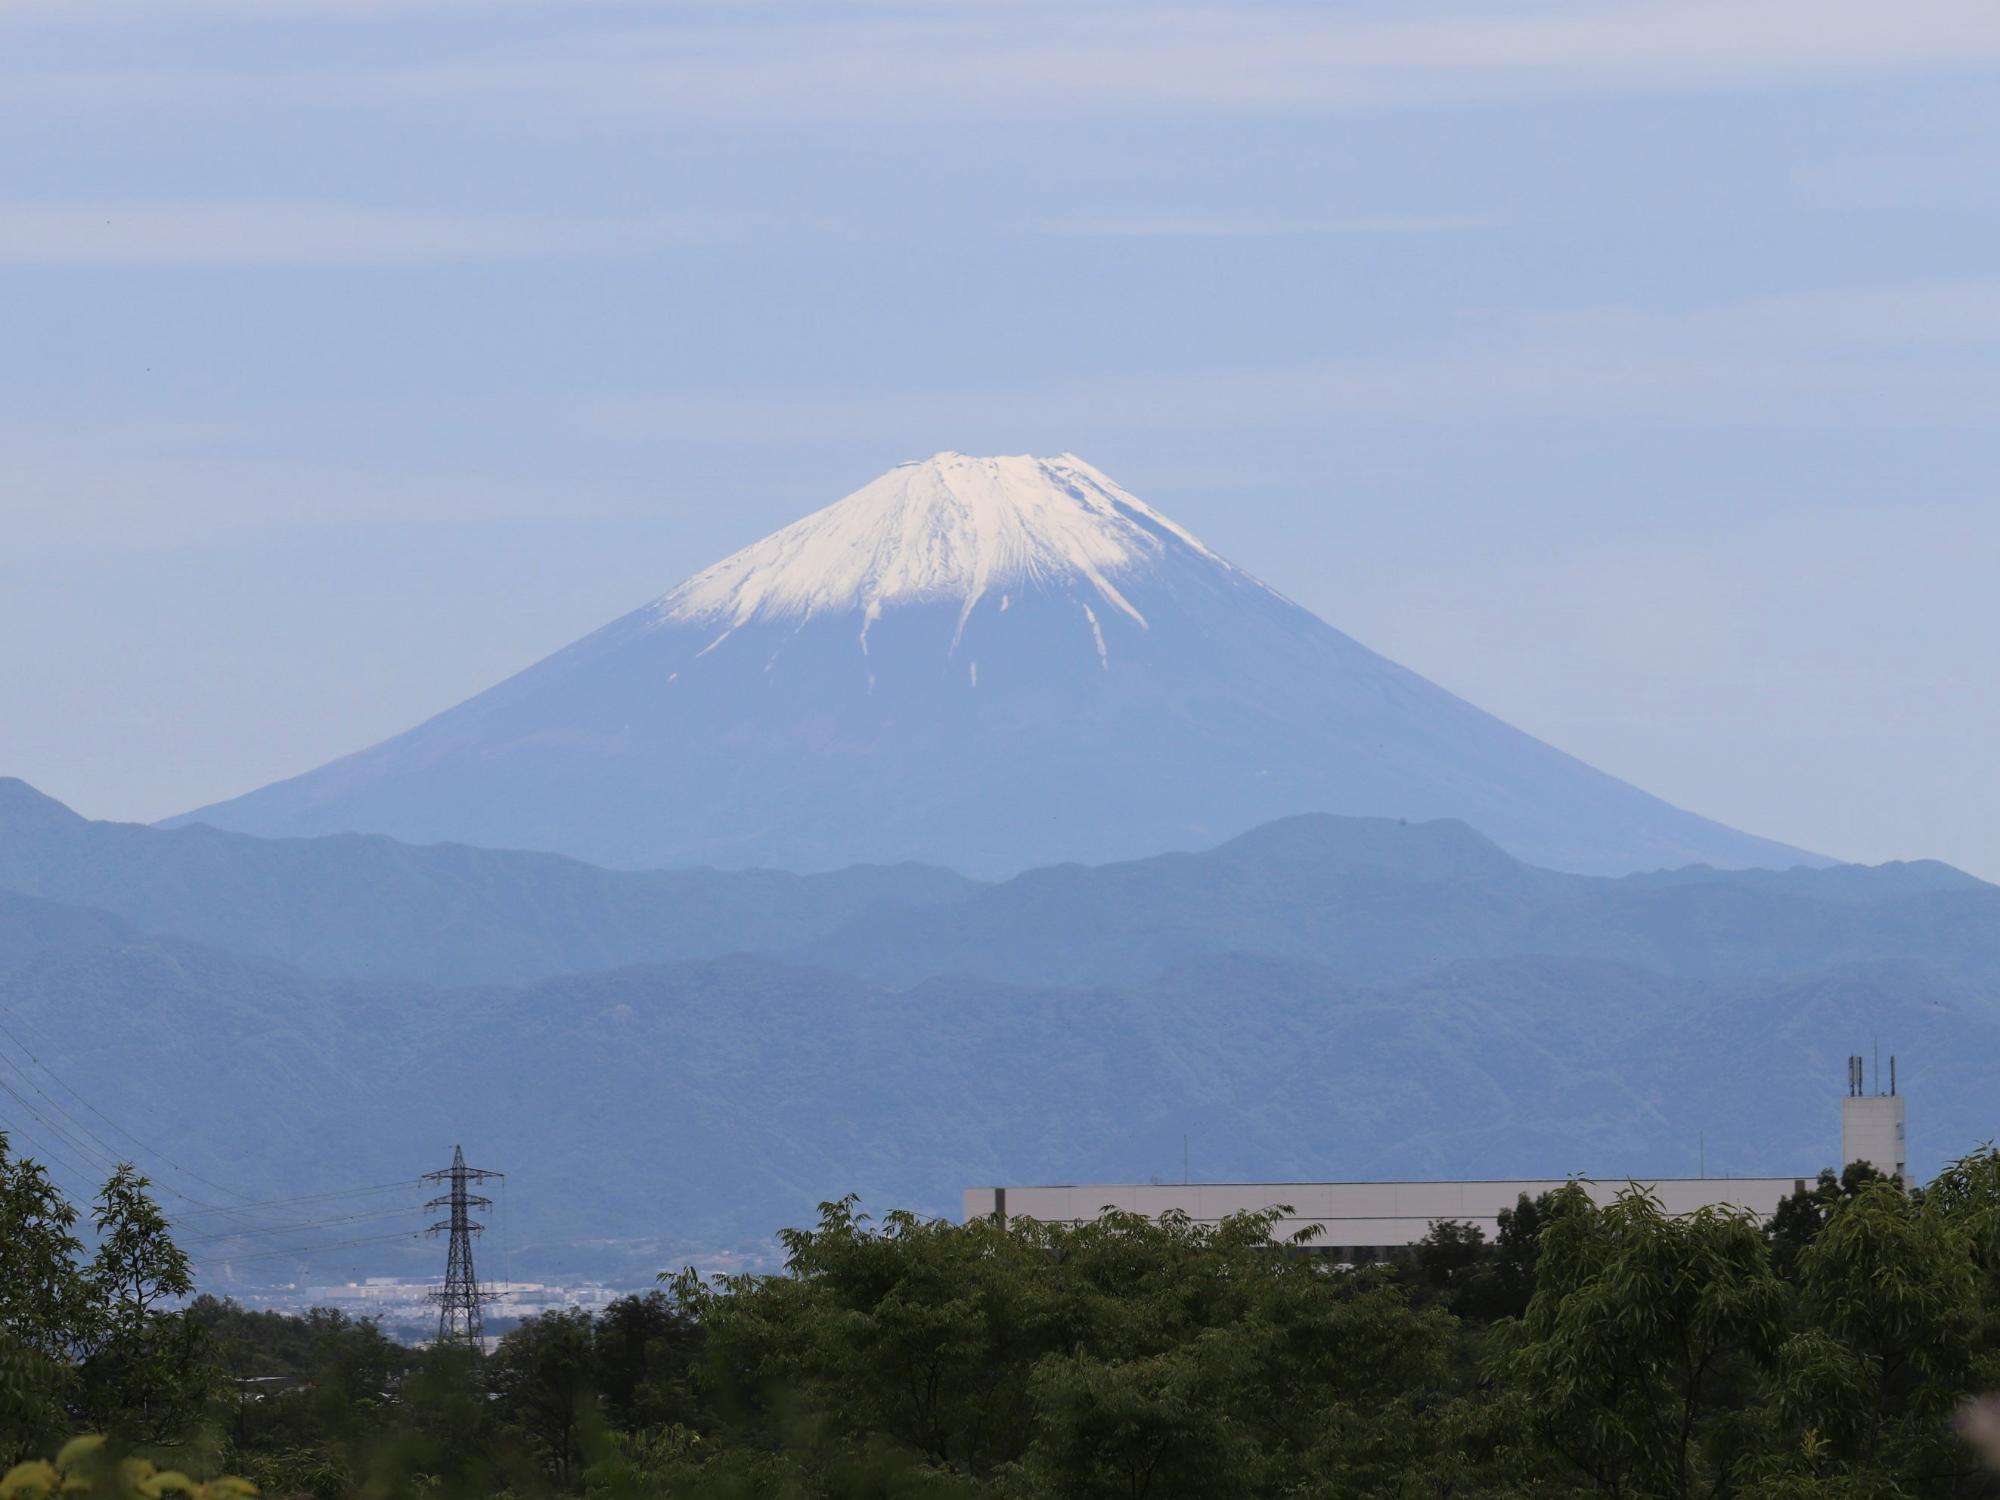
964,1057,1908,1260
1842,1051,1906,1181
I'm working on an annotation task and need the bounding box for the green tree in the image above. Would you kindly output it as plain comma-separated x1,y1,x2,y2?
592,1292,703,1434
1765,1163,1886,1282
392,1340,516,1500
1923,1145,2000,1372
1757,1178,1981,1492
489,1306,602,1488
1022,1331,1259,1500
1413,1192,1556,1325
78,1165,202,1444
1488,1189,1555,1319
1413,1219,1488,1311
1491,1183,1788,1498
675,1198,1458,1497
191,1296,378,1456
0,1136,91,1463
300,1308,402,1441
678,1198,1048,1479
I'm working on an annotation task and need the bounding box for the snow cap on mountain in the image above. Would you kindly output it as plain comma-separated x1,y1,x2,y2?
657,452,1228,629
172,449,1826,878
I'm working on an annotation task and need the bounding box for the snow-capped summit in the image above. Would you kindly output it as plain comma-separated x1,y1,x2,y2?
172,454,1820,878
659,452,1228,633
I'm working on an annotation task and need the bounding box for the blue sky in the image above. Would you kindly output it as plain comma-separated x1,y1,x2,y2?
3,0,1998,875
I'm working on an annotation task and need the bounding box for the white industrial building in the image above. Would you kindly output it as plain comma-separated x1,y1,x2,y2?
965,1058,1907,1259
1842,1054,1907,1182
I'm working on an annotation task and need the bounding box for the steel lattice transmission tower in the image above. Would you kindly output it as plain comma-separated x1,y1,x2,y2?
423,1144,503,1349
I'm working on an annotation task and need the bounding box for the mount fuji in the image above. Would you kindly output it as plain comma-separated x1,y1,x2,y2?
172,453,1818,876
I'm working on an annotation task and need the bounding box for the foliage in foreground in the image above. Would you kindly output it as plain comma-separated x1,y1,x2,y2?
11,1130,2000,1497
0,1141,202,1465
1,1436,251,1500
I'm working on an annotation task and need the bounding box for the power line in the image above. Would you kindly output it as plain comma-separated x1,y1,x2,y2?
0,1084,423,1248
0,1089,106,1175
0,1100,439,1277
0,1012,462,1285
0,1010,251,1204
163,1179,423,1241
177,1203,421,1246
0,1097,426,1267
0,1033,444,1287
0,1009,424,1241
0,1104,106,1200
0,1077,368,1248
0,1072,121,1179
0,1048,124,1170
0,1031,248,1220
192,1228,429,1267
0,1084,309,1241
168,1180,422,1222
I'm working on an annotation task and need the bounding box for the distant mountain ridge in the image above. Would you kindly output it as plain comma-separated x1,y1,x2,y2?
167,452,1822,877
791,812,2000,989
3,885,1994,1284
0,777,975,985
9,781,1980,994
3,782,1990,1282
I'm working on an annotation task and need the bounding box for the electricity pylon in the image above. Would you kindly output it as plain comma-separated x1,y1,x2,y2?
423,1144,502,1349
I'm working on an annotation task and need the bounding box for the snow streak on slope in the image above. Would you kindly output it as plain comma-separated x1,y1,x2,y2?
657,451,1230,632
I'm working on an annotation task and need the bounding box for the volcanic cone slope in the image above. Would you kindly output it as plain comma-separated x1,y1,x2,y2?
173,453,1818,876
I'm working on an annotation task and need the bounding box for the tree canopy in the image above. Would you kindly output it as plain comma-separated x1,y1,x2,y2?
9,1134,2000,1498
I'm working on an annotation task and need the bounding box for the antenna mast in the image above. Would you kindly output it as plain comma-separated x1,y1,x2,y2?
423,1144,503,1350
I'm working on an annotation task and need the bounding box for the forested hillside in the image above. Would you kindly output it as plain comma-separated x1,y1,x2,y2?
8,1136,2000,1498
1,784,1995,1279
0,778,975,985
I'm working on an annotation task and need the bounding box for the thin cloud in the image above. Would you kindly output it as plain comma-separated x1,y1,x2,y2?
1036,212,1504,240
2,414,628,556
379,3,2000,120
0,202,732,266
12,277,2000,559
582,280,2000,439
9,1,2000,122
1564,282,2000,352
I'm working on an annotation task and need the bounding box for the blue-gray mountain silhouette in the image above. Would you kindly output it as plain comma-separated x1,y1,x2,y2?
170,453,1818,876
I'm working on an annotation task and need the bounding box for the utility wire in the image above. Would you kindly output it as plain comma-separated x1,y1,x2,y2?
0,1050,123,1169
0,1009,258,1204
0,1035,235,1215
193,1228,428,1267
0,1072,121,1178
0,1015,308,1232
178,1203,421,1246
0,1075,331,1247
0,1089,426,1269
0,1012,423,1238
168,1180,422,1221
0,1038,437,1286
0,1077,303,1238
0,1098,109,1187
164,1180,420,1239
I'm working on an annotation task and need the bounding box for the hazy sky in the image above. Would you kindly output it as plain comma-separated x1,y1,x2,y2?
4,0,1998,876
